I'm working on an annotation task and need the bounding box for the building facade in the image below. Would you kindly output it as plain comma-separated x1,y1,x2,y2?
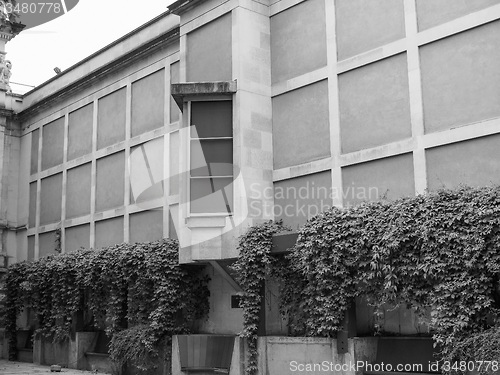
1,0,500,369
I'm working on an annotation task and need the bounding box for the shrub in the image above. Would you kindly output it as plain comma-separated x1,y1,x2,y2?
443,324,500,375
232,220,289,375
5,239,210,372
235,186,500,374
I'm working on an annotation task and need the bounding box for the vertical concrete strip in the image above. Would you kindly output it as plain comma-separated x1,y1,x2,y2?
61,113,69,252
123,84,132,243
35,127,42,258
163,60,171,239
404,0,427,194
325,0,343,208
89,100,98,248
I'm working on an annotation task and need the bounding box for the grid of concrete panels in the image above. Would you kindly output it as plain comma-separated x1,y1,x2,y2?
27,210,170,260
26,61,182,260
270,0,500,229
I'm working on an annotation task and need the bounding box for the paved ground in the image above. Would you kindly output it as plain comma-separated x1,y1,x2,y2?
0,360,110,374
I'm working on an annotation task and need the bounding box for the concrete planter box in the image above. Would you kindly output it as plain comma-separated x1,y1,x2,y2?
72,331,114,372
173,335,244,375
172,336,378,375
32,331,111,371
177,335,235,372
33,335,69,367
256,336,378,375
17,348,33,363
16,329,34,363
85,352,113,373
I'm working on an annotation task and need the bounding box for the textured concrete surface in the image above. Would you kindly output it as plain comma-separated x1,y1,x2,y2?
0,360,110,374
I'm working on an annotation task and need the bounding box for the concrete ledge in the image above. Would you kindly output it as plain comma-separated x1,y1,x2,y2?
171,81,237,110
186,216,228,228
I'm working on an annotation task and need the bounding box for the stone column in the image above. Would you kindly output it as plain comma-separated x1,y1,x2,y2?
0,10,24,360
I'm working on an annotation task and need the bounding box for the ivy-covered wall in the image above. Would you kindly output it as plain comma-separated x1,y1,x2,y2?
4,239,210,372
235,187,500,375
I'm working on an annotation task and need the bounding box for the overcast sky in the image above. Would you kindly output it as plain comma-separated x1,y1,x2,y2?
7,0,176,94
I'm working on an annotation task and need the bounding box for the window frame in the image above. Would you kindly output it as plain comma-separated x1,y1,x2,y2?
187,98,234,216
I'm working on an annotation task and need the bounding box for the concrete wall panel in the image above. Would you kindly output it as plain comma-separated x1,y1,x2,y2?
271,0,327,83
170,132,179,195
131,69,165,137
426,134,500,190
39,231,57,258
40,173,62,225
30,129,39,174
41,117,64,170
129,210,164,243
266,338,333,375
66,163,91,219
97,88,126,149
169,209,177,240
342,154,415,206
65,224,90,252
273,80,330,169
339,54,412,153
198,265,243,334
95,217,124,249
421,21,500,133
274,171,332,229
28,236,35,261
68,104,93,161
335,0,406,60
96,152,125,212
170,62,180,123
29,182,37,228
416,0,500,31
187,13,232,82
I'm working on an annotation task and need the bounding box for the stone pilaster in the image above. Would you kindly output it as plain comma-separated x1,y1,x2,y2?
0,10,24,342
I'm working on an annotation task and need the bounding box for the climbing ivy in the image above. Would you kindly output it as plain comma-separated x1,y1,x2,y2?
232,220,289,375
443,325,500,375
5,239,210,372
282,186,500,366
5,261,30,360
235,186,500,374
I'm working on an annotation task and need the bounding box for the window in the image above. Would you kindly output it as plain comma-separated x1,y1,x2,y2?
189,100,233,214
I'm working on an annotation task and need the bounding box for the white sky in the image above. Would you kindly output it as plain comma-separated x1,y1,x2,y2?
7,0,176,94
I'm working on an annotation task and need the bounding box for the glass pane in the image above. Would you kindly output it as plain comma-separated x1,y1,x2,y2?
191,139,233,177
129,138,164,203
190,101,232,138
190,177,233,213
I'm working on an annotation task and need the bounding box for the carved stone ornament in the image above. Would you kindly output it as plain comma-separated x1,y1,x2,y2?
0,0,24,42
0,0,19,23
0,54,12,92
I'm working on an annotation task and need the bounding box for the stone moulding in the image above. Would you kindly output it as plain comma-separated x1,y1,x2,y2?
16,26,180,127
168,0,206,16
